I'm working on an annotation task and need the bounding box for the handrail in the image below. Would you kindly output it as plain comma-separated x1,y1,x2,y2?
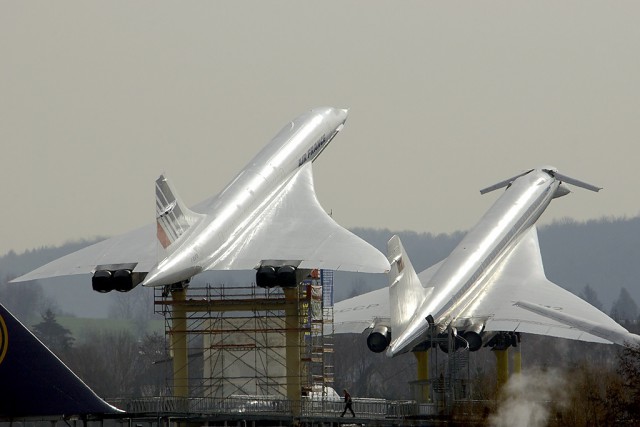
108,396,420,419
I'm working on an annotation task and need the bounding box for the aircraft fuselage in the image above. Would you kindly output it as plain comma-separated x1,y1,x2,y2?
389,169,567,355
143,107,348,287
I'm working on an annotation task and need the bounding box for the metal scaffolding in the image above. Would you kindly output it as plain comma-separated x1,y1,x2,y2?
154,270,335,407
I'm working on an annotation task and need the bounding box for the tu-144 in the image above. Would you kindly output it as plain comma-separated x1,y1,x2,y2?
335,167,640,355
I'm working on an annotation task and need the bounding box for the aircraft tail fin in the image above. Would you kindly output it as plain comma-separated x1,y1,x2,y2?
155,174,204,251
0,303,122,418
388,235,432,341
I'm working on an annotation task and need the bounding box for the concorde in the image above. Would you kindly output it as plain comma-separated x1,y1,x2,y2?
13,107,389,291
335,167,640,356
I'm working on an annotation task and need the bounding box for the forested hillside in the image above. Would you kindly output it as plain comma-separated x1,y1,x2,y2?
1,216,640,424
1,216,639,321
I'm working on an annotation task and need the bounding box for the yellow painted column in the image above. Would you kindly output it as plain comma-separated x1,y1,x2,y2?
494,348,509,390
171,287,189,399
512,345,522,375
414,351,430,402
283,288,301,417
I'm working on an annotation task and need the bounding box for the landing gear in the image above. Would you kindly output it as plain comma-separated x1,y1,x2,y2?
161,280,189,297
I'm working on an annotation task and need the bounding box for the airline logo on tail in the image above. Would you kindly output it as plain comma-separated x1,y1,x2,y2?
155,175,202,250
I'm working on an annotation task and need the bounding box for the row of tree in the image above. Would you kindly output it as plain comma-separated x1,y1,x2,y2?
3,216,640,318
332,328,640,426
4,277,640,425
30,308,169,398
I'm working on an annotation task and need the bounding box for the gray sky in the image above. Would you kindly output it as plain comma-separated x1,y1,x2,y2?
2,2,639,256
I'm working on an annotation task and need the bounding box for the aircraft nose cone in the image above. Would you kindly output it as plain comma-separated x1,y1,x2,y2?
335,108,349,126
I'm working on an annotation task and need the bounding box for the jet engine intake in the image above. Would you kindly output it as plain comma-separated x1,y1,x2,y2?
113,269,134,292
484,331,519,351
92,270,113,293
256,265,298,288
461,322,486,352
277,265,297,288
256,266,278,288
91,264,144,293
367,324,391,353
438,329,468,353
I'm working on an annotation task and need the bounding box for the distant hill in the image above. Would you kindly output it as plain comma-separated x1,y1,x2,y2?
0,238,105,280
343,216,640,313
1,216,639,318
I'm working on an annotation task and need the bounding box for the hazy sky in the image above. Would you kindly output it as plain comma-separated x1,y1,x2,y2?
2,2,639,256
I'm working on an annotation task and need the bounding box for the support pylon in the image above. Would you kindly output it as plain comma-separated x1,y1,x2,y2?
414,351,430,402
512,344,522,375
283,287,302,417
171,286,189,398
494,348,509,390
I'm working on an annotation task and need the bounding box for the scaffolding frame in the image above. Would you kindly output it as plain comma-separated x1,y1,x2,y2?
154,272,335,409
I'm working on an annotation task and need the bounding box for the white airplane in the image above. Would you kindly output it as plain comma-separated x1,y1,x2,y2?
335,166,640,357
13,107,389,291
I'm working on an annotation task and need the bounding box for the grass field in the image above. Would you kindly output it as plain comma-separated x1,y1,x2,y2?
57,316,165,341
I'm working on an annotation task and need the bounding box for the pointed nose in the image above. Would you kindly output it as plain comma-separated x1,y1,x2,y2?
339,108,349,122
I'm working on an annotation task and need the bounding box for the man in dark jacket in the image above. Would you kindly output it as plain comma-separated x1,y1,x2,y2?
340,389,355,417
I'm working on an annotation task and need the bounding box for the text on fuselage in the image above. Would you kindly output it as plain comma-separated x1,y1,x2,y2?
298,135,327,167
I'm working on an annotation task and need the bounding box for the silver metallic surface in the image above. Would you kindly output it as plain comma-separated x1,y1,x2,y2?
380,167,636,356
329,166,639,351
388,169,561,355
13,107,390,287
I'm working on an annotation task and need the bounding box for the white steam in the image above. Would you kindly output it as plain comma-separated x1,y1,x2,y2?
489,369,566,427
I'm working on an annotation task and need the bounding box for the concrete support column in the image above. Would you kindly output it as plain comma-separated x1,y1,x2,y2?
171,287,189,399
283,287,301,417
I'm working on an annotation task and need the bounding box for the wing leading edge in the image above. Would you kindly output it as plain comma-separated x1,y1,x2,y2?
13,163,389,284
333,228,640,351
463,226,640,346
11,224,157,282
202,162,390,273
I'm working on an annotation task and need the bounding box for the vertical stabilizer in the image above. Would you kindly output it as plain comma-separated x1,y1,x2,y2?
0,304,121,418
155,174,203,251
388,235,433,342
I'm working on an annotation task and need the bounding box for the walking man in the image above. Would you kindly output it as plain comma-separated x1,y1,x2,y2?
340,389,355,417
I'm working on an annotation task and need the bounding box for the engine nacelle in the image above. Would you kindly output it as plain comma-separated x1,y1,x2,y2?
367,324,391,353
484,331,518,351
256,265,298,288
462,331,483,352
92,270,113,293
256,266,278,288
113,269,134,292
437,329,469,353
92,266,145,293
461,322,485,352
277,265,297,288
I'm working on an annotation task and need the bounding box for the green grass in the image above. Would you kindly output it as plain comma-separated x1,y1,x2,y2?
56,316,165,341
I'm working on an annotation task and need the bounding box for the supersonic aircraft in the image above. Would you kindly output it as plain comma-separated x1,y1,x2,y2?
335,167,640,357
13,107,389,291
